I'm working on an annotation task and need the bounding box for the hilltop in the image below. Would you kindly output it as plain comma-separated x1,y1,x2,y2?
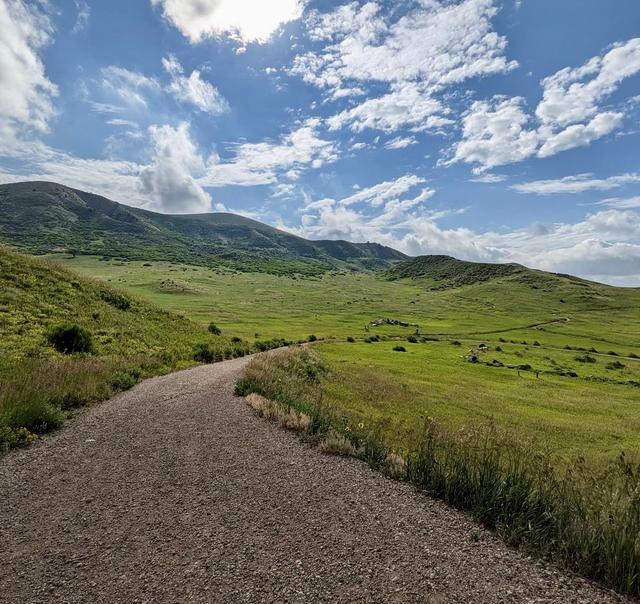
0,181,406,275
386,254,605,290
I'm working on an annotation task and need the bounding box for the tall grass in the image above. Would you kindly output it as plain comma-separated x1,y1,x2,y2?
0,355,170,451
236,348,640,597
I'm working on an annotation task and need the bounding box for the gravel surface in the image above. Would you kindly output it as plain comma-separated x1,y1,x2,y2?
0,355,630,603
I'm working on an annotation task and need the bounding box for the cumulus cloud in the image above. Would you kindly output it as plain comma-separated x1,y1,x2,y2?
451,38,640,170
292,0,515,133
449,97,539,169
327,83,452,133
201,119,338,187
512,172,640,195
0,0,58,148
162,54,229,115
536,38,640,128
151,0,302,44
139,123,212,213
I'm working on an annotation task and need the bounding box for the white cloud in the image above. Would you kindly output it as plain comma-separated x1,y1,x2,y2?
151,0,302,44
596,196,640,210
449,97,539,169
536,38,640,128
471,173,507,184
512,172,640,195
293,0,516,133
201,119,338,187
384,136,417,150
327,83,452,133
139,122,212,213
162,54,229,115
537,111,623,158
99,66,160,109
73,0,91,34
0,0,58,148
339,174,426,207
451,39,640,170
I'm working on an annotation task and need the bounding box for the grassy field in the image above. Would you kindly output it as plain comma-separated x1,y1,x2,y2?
53,255,640,348
319,341,640,463
51,254,640,463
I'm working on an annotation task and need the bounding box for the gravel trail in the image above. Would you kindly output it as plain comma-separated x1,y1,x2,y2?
0,355,628,603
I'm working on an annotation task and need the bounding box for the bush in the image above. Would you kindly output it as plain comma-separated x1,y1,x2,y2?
575,354,596,364
110,368,141,392
47,324,94,354
193,343,215,363
495,346,502,352
208,323,222,335
407,335,418,343
393,345,407,352
231,336,243,343
606,361,625,370
308,334,318,342
100,290,131,310
451,340,461,346
346,336,355,343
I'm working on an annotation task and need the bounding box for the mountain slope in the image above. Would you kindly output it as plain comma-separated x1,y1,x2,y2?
0,181,407,274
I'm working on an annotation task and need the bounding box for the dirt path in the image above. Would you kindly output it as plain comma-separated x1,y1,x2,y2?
0,355,627,603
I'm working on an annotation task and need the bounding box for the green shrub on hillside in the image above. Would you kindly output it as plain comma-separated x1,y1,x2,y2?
208,322,222,335
47,324,94,354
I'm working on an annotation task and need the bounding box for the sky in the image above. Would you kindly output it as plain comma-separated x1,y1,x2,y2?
1,0,640,285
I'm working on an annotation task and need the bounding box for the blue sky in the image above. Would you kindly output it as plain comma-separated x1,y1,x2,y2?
1,0,640,285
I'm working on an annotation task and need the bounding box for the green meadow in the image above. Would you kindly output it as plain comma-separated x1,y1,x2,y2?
54,255,640,463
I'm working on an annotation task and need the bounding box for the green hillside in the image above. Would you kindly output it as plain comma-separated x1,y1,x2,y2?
0,181,406,275
0,246,240,450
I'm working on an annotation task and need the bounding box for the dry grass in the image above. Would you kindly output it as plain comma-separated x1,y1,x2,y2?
384,452,407,478
319,430,357,456
245,393,311,432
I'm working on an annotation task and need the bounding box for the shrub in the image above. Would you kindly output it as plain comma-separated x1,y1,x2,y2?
575,354,596,364
393,345,407,352
47,324,94,354
407,335,418,343
308,334,318,342
451,340,461,346
606,361,626,370
100,290,131,310
231,336,243,343
110,368,141,392
533,341,541,346
608,351,619,356
208,323,222,335
346,336,355,343
495,346,502,352
319,430,356,456
629,353,639,359
193,343,215,363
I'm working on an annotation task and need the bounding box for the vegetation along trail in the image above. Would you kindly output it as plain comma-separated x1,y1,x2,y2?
0,353,627,603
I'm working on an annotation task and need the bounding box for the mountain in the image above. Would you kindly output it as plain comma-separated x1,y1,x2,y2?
0,181,407,275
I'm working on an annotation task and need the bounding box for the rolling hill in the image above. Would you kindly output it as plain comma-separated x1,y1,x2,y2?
0,181,407,275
